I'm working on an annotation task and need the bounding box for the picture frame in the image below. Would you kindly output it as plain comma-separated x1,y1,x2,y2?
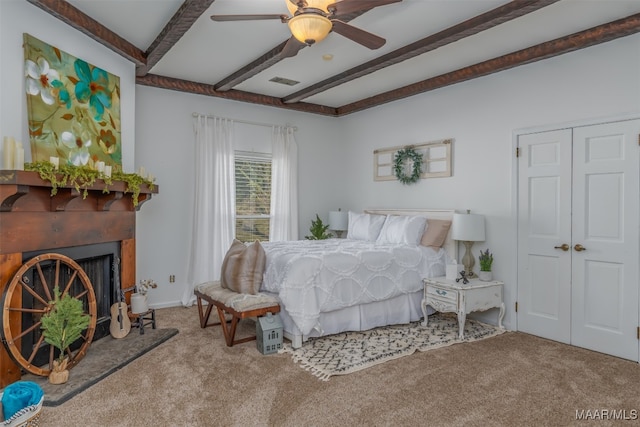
23,33,122,168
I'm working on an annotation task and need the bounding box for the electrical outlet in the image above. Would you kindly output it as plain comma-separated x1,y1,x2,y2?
169,275,175,283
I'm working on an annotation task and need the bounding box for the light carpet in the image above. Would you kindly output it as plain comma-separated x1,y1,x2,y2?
281,312,506,381
22,327,178,406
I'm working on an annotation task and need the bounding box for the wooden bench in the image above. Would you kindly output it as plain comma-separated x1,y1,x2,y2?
195,281,280,347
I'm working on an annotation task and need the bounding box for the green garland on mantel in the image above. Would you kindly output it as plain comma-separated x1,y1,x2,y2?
393,147,423,185
25,161,154,207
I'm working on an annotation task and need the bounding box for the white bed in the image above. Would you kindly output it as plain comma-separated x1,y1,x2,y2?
261,209,456,348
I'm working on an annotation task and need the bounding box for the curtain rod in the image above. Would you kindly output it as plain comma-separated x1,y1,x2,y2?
192,113,297,131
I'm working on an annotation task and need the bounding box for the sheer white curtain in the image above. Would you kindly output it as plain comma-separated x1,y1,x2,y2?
182,115,235,306
270,125,298,241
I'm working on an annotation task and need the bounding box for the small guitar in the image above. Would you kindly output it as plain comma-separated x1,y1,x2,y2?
109,257,131,338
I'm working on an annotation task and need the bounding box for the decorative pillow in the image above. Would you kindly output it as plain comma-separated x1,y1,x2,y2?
220,239,266,295
420,219,452,248
347,211,387,241
376,215,427,245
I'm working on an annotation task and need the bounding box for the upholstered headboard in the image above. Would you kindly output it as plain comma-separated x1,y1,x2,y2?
364,208,457,260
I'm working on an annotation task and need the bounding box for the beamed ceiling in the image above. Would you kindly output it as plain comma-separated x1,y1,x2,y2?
26,0,640,117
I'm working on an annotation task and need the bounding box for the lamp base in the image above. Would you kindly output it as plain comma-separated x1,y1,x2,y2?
461,240,477,278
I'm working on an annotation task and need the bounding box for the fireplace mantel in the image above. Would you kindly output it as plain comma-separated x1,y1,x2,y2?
0,169,156,212
0,170,158,386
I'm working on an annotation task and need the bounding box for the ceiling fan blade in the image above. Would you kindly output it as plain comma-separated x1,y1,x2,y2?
210,14,287,22
328,0,401,16
281,37,306,58
331,20,386,49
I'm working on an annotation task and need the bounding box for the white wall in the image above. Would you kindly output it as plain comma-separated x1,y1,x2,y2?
0,0,136,170
340,33,640,328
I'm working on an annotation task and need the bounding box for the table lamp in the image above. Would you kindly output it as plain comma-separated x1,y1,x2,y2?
328,209,348,238
451,210,485,278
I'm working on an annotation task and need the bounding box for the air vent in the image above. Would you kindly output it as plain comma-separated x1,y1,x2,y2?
269,76,300,86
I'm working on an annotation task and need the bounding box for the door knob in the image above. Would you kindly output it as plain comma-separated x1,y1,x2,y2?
574,244,586,252
554,243,570,251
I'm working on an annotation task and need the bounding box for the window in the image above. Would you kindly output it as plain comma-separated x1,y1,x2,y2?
235,151,272,242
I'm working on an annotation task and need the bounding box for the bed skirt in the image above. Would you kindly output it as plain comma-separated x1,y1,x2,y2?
263,290,433,348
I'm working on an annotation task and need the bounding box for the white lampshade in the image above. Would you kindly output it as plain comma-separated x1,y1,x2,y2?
329,210,348,231
452,212,485,242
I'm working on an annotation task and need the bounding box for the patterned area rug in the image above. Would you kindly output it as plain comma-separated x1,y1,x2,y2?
280,313,506,381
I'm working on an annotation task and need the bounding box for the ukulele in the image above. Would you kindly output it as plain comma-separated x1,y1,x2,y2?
109,256,131,338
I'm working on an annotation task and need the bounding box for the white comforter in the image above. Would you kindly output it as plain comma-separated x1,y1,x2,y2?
261,238,448,336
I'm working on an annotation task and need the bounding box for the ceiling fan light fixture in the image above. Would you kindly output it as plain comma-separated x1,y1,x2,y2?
288,14,332,45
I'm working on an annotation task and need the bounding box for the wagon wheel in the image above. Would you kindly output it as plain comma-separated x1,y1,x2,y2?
1,253,97,377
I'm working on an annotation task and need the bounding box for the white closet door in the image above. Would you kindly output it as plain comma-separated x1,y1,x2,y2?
571,119,639,361
517,129,572,343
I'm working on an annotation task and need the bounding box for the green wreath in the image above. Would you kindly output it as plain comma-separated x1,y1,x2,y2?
393,147,423,184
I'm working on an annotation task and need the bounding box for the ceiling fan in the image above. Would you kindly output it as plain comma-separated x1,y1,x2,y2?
211,0,402,51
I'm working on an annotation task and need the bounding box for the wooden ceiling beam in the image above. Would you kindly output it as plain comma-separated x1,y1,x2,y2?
336,13,640,116
283,0,560,104
26,0,146,66
214,39,305,92
136,74,338,117
212,9,376,92
137,0,216,77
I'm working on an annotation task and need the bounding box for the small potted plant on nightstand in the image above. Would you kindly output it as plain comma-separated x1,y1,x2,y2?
305,214,333,240
478,249,493,281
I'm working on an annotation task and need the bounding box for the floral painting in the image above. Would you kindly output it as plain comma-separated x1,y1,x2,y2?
23,33,121,168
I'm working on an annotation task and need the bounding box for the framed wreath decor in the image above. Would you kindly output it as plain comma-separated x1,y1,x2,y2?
393,147,423,184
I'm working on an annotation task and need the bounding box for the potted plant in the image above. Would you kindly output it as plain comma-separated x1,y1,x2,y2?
305,214,333,240
40,286,91,384
130,279,158,314
478,249,493,281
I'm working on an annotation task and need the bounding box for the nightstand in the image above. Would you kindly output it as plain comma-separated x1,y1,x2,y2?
421,276,504,339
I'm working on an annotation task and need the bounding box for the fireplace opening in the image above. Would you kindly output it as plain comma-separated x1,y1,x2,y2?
20,242,119,368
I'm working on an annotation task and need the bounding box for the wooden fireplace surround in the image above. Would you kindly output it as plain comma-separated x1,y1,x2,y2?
0,170,157,386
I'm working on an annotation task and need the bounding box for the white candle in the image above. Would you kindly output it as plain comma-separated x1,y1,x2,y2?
3,137,15,170
14,144,24,171
104,165,112,178
138,166,146,178
96,161,105,173
49,156,59,170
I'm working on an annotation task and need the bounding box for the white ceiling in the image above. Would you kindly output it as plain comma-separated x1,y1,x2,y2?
62,0,640,111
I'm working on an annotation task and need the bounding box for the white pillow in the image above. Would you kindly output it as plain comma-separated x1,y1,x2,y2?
347,211,387,241
376,215,427,245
